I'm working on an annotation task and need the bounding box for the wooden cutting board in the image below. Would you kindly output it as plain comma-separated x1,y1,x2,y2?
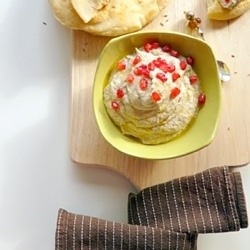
70,1,250,190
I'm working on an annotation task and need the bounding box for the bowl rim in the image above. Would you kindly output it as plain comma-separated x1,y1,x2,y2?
93,30,222,160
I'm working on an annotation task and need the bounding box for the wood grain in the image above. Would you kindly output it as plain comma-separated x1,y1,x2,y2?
70,1,250,190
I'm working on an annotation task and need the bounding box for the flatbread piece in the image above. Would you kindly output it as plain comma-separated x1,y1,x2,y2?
49,0,167,36
71,0,110,23
207,0,250,20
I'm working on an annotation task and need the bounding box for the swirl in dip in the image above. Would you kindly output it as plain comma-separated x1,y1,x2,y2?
103,42,205,145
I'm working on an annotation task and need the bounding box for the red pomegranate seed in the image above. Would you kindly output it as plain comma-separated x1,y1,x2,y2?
134,65,147,76
140,64,147,69
116,61,126,70
133,67,142,75
189,75,198,84
139,78,148,90
159,64,168,73
111,101,120,110
156,72,167,83
170,50,180,58
142,69,150,78
148,62,155,71
151,91,161,102
126,73,134,83
186,56,194,65
162,44,172,52
180,60,187,70
132,55,141,65
172,72,180,82
167,64,176,73
116,89,124,98
170,87,181,98
157,57,167,64
151,42,160,49
144,42,152,52
198,94,206,105
153,59,161,68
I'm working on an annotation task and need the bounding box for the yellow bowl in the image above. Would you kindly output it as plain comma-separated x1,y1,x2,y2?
93,31,221,159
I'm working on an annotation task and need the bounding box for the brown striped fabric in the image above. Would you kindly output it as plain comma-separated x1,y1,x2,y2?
128,166,248,234
55,166,248,250
56,208,197,250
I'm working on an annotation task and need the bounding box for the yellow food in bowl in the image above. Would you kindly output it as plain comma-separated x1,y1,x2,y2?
103,42,205,144
93,31,221,159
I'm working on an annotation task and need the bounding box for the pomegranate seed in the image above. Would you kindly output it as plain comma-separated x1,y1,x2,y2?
162,44,172,52
140,64,147,69
148,62,155,71
186,56,194,65
198,94,206,105
126,74,134,83
189,75,198,84
139,78,148,90
144,42,152,52
170,87,181,98
111,101,119,110
159,64,168,73
156,72,167,83
172,72,180,82
151,42,160,49
167,64,176,73
142,69,150,78
116,89,124,98
116,61,126,70
180,60,187,70
170,50,180,58
134,65,147,75
153,59,161,68
157,57,167,64
151,91,161,102
132,55,141,65
133,67,143,75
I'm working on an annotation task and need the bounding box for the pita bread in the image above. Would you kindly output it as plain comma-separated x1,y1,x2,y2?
49,0,87,30
70,0,110,23
80,0,166,36
207,0,250,20
49,0,167,36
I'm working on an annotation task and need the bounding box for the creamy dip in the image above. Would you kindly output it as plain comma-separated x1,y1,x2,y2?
103,42,204,144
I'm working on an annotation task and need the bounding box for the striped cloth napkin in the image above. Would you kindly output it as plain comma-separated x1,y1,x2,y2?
55,166,248,249
128,166,248,233
56,209,196,250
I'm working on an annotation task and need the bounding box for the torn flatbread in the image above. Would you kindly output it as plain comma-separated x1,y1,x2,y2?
49,0,167,36
206,0,250,20
70,0,110,23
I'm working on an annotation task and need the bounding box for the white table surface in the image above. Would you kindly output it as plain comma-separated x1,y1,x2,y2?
0,1,249,249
